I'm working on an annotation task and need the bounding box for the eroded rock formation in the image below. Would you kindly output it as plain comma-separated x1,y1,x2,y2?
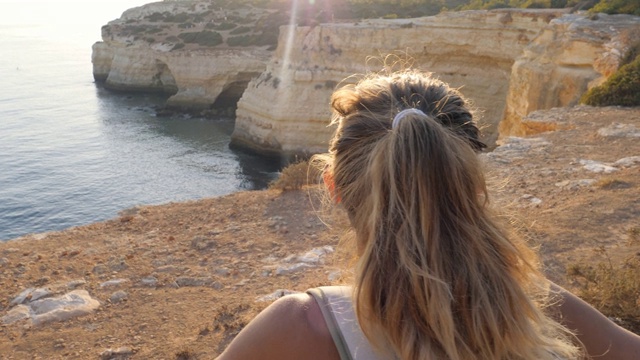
93,3,639,156
500,13,640,136
233,9,568,155
92,1,273,110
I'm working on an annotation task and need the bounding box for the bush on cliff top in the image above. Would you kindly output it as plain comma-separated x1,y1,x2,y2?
581,45,640,107
178,31,223,47
227,34,255,47
269,160,322,191
459,0,638,12
590,0,640,15
568,253,640,334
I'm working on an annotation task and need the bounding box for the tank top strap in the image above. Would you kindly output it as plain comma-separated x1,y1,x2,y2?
307,286,391,360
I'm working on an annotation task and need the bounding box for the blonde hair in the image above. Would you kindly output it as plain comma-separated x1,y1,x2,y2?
323,70,581,360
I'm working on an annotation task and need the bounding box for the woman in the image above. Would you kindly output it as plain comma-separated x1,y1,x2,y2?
216,70,640,359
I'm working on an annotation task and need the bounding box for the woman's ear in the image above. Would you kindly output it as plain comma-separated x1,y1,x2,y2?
323,169,341,204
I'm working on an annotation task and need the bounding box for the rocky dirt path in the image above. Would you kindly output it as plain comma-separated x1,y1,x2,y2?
0,105,638,359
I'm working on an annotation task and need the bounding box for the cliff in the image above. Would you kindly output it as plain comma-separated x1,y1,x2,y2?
500,13,640,136
93,43,270,109
1,106,639,358
232,10,640,155
92,3,640,155
92,1,275,110
233,9,565,155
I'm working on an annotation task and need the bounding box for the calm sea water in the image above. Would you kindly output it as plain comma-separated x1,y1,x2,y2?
0,1,282,241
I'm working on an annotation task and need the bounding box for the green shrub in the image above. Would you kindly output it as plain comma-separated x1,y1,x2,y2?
550,0,568,7
525,0,551,8
230,26,252,35
163,12,190,23
581,55,640,106
227,35,256,47
622,42,640,66
590,0,640,15
215,22,237,31
171,43,185,51
486,0,512,9
254,31,279,47
123,25,147,35
178,31,223,47
146,12,166,22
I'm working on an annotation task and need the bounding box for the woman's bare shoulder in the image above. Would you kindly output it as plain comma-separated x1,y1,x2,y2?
216,292,340,360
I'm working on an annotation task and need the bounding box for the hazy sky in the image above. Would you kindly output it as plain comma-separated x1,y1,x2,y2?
0,1,154,28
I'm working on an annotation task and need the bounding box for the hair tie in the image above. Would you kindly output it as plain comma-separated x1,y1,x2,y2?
392,108,426,129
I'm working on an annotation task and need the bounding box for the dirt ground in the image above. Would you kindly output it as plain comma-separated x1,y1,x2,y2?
0,105,638,359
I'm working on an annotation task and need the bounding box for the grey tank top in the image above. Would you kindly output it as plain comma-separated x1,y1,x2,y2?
307,286,393,360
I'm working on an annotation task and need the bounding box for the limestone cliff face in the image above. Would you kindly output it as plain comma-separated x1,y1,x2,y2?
94,3,639,156
91,1,272,110
93,42,271,109
232,9,566,155
500,14,640,137
234,10,640,155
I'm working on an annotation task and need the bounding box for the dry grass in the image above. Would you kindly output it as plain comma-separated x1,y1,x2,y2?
567,251,640,333
595,177,631,190
212,303,263,353
269,159,323,191
175,347,198,360
628,226,640,245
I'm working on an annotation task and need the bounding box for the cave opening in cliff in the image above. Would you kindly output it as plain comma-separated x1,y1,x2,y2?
210,74,256,117
154,60,178,95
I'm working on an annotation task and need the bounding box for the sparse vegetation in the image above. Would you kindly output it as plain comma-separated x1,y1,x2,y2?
595,178,631,189
146,12,166,22
590,0,640,15
629,226,640,244
178,31,223,47
175,348,198,360
178,22,195,29
163,12,190,23
227,34,256,47
581,46,640,106
567,252,640,333
269,160,323,191
171,42,185,51
230,26,252,35
215,22,237,31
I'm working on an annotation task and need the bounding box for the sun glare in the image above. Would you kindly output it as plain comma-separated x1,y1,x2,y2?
277,0,300,113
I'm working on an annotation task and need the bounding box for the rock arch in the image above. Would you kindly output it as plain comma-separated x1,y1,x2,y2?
153,59,178,95
211,72,261,114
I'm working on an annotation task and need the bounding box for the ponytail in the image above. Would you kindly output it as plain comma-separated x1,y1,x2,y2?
325,70,580,360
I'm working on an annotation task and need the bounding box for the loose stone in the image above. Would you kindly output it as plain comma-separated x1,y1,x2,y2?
140,277,158,287
100,279,129,288
110,291,128,304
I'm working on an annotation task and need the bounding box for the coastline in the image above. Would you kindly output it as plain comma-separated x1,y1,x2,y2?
1,105,639,358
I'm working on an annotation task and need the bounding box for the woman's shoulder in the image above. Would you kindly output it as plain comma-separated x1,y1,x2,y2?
215,291,340,360
269,291,333,338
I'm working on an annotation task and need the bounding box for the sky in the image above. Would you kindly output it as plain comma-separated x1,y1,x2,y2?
0,1,155,28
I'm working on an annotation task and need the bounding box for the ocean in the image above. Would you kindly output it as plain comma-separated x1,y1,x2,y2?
0,1,282,241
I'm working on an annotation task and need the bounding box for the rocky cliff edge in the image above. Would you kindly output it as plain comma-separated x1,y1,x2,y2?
1,105,639,358
93,4,639,156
